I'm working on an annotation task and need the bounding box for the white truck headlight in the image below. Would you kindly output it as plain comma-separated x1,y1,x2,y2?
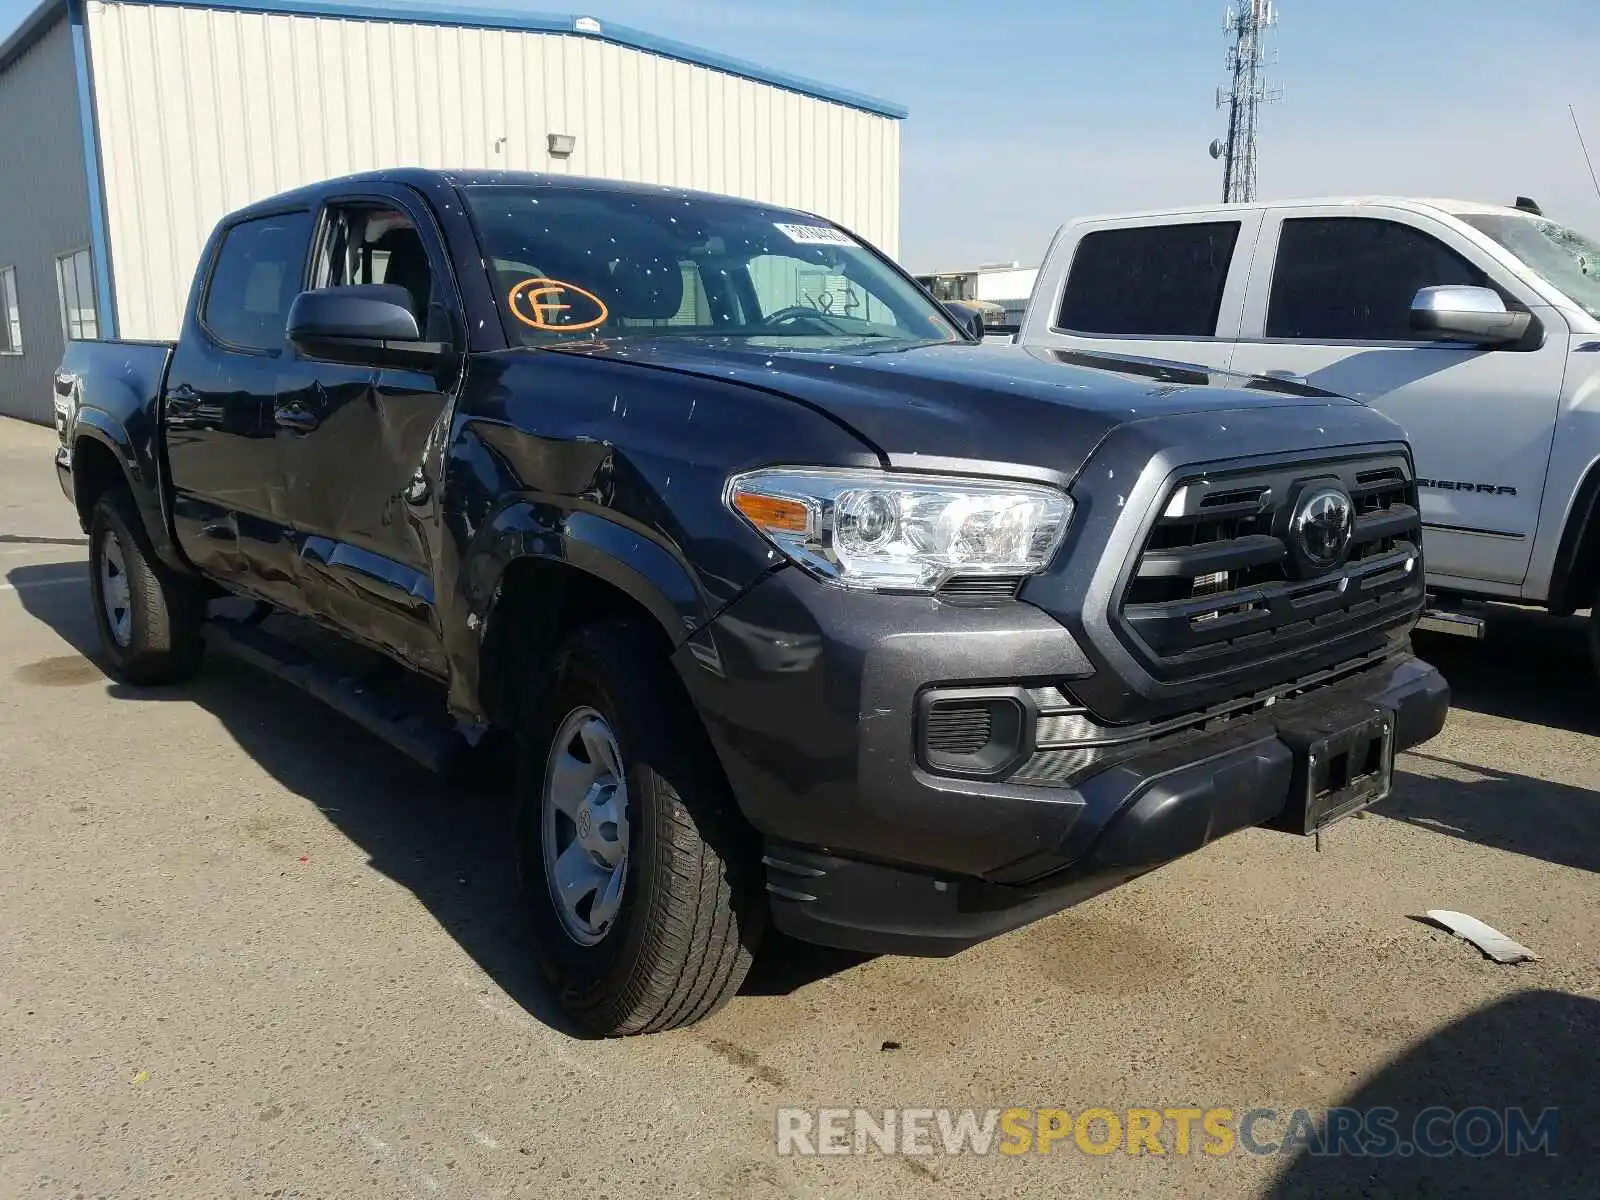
726,467,1073,592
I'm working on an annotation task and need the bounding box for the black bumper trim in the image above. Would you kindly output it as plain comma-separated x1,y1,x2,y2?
767,653,1449,957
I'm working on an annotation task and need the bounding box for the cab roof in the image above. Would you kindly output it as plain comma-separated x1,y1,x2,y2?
1065,196,1536,225
230,168,825,222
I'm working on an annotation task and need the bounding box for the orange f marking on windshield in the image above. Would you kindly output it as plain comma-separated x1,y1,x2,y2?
508,278,609,331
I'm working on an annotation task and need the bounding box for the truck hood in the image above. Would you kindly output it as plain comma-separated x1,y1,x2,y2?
552,336,1362,480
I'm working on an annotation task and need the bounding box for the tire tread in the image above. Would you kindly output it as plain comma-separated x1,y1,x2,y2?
89,486,204,686
524,620,760,1036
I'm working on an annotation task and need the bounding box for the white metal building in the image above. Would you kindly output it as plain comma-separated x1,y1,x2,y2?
0,0,906,423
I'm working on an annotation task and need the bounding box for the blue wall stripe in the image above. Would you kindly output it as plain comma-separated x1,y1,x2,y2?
66,0,117,337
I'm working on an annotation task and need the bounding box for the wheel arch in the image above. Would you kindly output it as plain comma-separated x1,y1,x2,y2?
69,426,130,530
460,503,712,730
69,412,188,573
477,555,680,730
1548,455,1600,615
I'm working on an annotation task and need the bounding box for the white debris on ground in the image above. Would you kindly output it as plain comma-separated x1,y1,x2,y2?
1423,909,1543,964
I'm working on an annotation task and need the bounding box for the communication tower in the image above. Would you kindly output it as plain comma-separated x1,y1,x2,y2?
1210,0,1281,204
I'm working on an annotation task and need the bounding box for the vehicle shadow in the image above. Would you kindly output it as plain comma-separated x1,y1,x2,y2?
741,932,874,996
1412,607,1598,737
1387,752,1598,873
5,562,866,1040
1266,989,1600,1198
1382,611,1600,873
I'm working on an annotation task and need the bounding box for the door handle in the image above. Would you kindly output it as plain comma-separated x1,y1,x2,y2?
274,404,320,432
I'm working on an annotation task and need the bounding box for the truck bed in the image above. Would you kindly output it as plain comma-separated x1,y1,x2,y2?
56,338,174,431
53,338,176,543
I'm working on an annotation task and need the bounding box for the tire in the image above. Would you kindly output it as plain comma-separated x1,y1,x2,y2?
514,620,763,1036
87,485,205,686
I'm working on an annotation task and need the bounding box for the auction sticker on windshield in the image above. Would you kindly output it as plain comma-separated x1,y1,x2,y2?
774,222,857,247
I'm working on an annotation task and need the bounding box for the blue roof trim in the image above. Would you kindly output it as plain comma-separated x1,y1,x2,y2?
57,0,907,119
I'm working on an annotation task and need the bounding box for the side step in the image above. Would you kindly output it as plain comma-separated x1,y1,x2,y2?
1415,606,1487,640
205,617,471,773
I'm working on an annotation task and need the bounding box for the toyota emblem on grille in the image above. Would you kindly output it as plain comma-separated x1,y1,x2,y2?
1291,485,1354,574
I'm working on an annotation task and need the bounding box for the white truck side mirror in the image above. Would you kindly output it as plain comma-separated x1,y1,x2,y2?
1409,285,1531,346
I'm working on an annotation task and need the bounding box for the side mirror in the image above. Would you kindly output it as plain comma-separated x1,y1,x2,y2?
1409,285,1531,346
942,299,989,341
287,284,445,366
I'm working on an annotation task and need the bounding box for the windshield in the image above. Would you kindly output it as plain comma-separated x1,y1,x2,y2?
465,184,961,347
1457,212,1600,320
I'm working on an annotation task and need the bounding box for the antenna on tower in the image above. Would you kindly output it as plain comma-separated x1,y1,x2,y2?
1213,0,1281,203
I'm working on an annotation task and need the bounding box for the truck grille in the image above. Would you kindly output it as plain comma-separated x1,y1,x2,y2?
1115,455,1423,680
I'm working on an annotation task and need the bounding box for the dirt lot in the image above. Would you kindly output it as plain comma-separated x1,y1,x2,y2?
2,415,1596,1199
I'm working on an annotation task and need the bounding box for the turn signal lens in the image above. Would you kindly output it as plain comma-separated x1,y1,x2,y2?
732,491,813,535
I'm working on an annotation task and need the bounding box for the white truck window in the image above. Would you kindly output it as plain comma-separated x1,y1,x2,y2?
1266,217,1487,341
1057,222,1239,337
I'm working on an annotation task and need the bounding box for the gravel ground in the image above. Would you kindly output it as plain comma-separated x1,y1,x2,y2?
1,415,1596,1199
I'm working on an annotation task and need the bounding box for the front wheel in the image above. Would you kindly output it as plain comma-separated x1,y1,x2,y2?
87,486,205,685
515,620,763,1036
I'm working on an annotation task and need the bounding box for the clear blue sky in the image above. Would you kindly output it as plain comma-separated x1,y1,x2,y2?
6,0,1599,270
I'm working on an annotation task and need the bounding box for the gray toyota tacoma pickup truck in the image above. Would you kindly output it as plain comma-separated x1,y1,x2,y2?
53,170,1449,1035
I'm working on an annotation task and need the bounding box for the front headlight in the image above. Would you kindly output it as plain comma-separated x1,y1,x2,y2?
726,467,1073,592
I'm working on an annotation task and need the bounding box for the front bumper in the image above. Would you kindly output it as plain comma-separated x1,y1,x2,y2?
675,568,1448,957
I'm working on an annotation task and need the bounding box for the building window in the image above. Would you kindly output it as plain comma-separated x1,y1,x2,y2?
1056,222,1241,337
0,266,19,353
55,249,100,341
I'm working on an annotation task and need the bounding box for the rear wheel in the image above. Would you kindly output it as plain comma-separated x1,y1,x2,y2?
515,620,762,1036
88,486,205,685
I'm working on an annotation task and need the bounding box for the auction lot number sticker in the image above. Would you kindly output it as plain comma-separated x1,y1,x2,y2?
774,223,857,247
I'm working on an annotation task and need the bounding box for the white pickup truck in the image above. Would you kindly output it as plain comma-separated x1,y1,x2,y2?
1013,196,1600,675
